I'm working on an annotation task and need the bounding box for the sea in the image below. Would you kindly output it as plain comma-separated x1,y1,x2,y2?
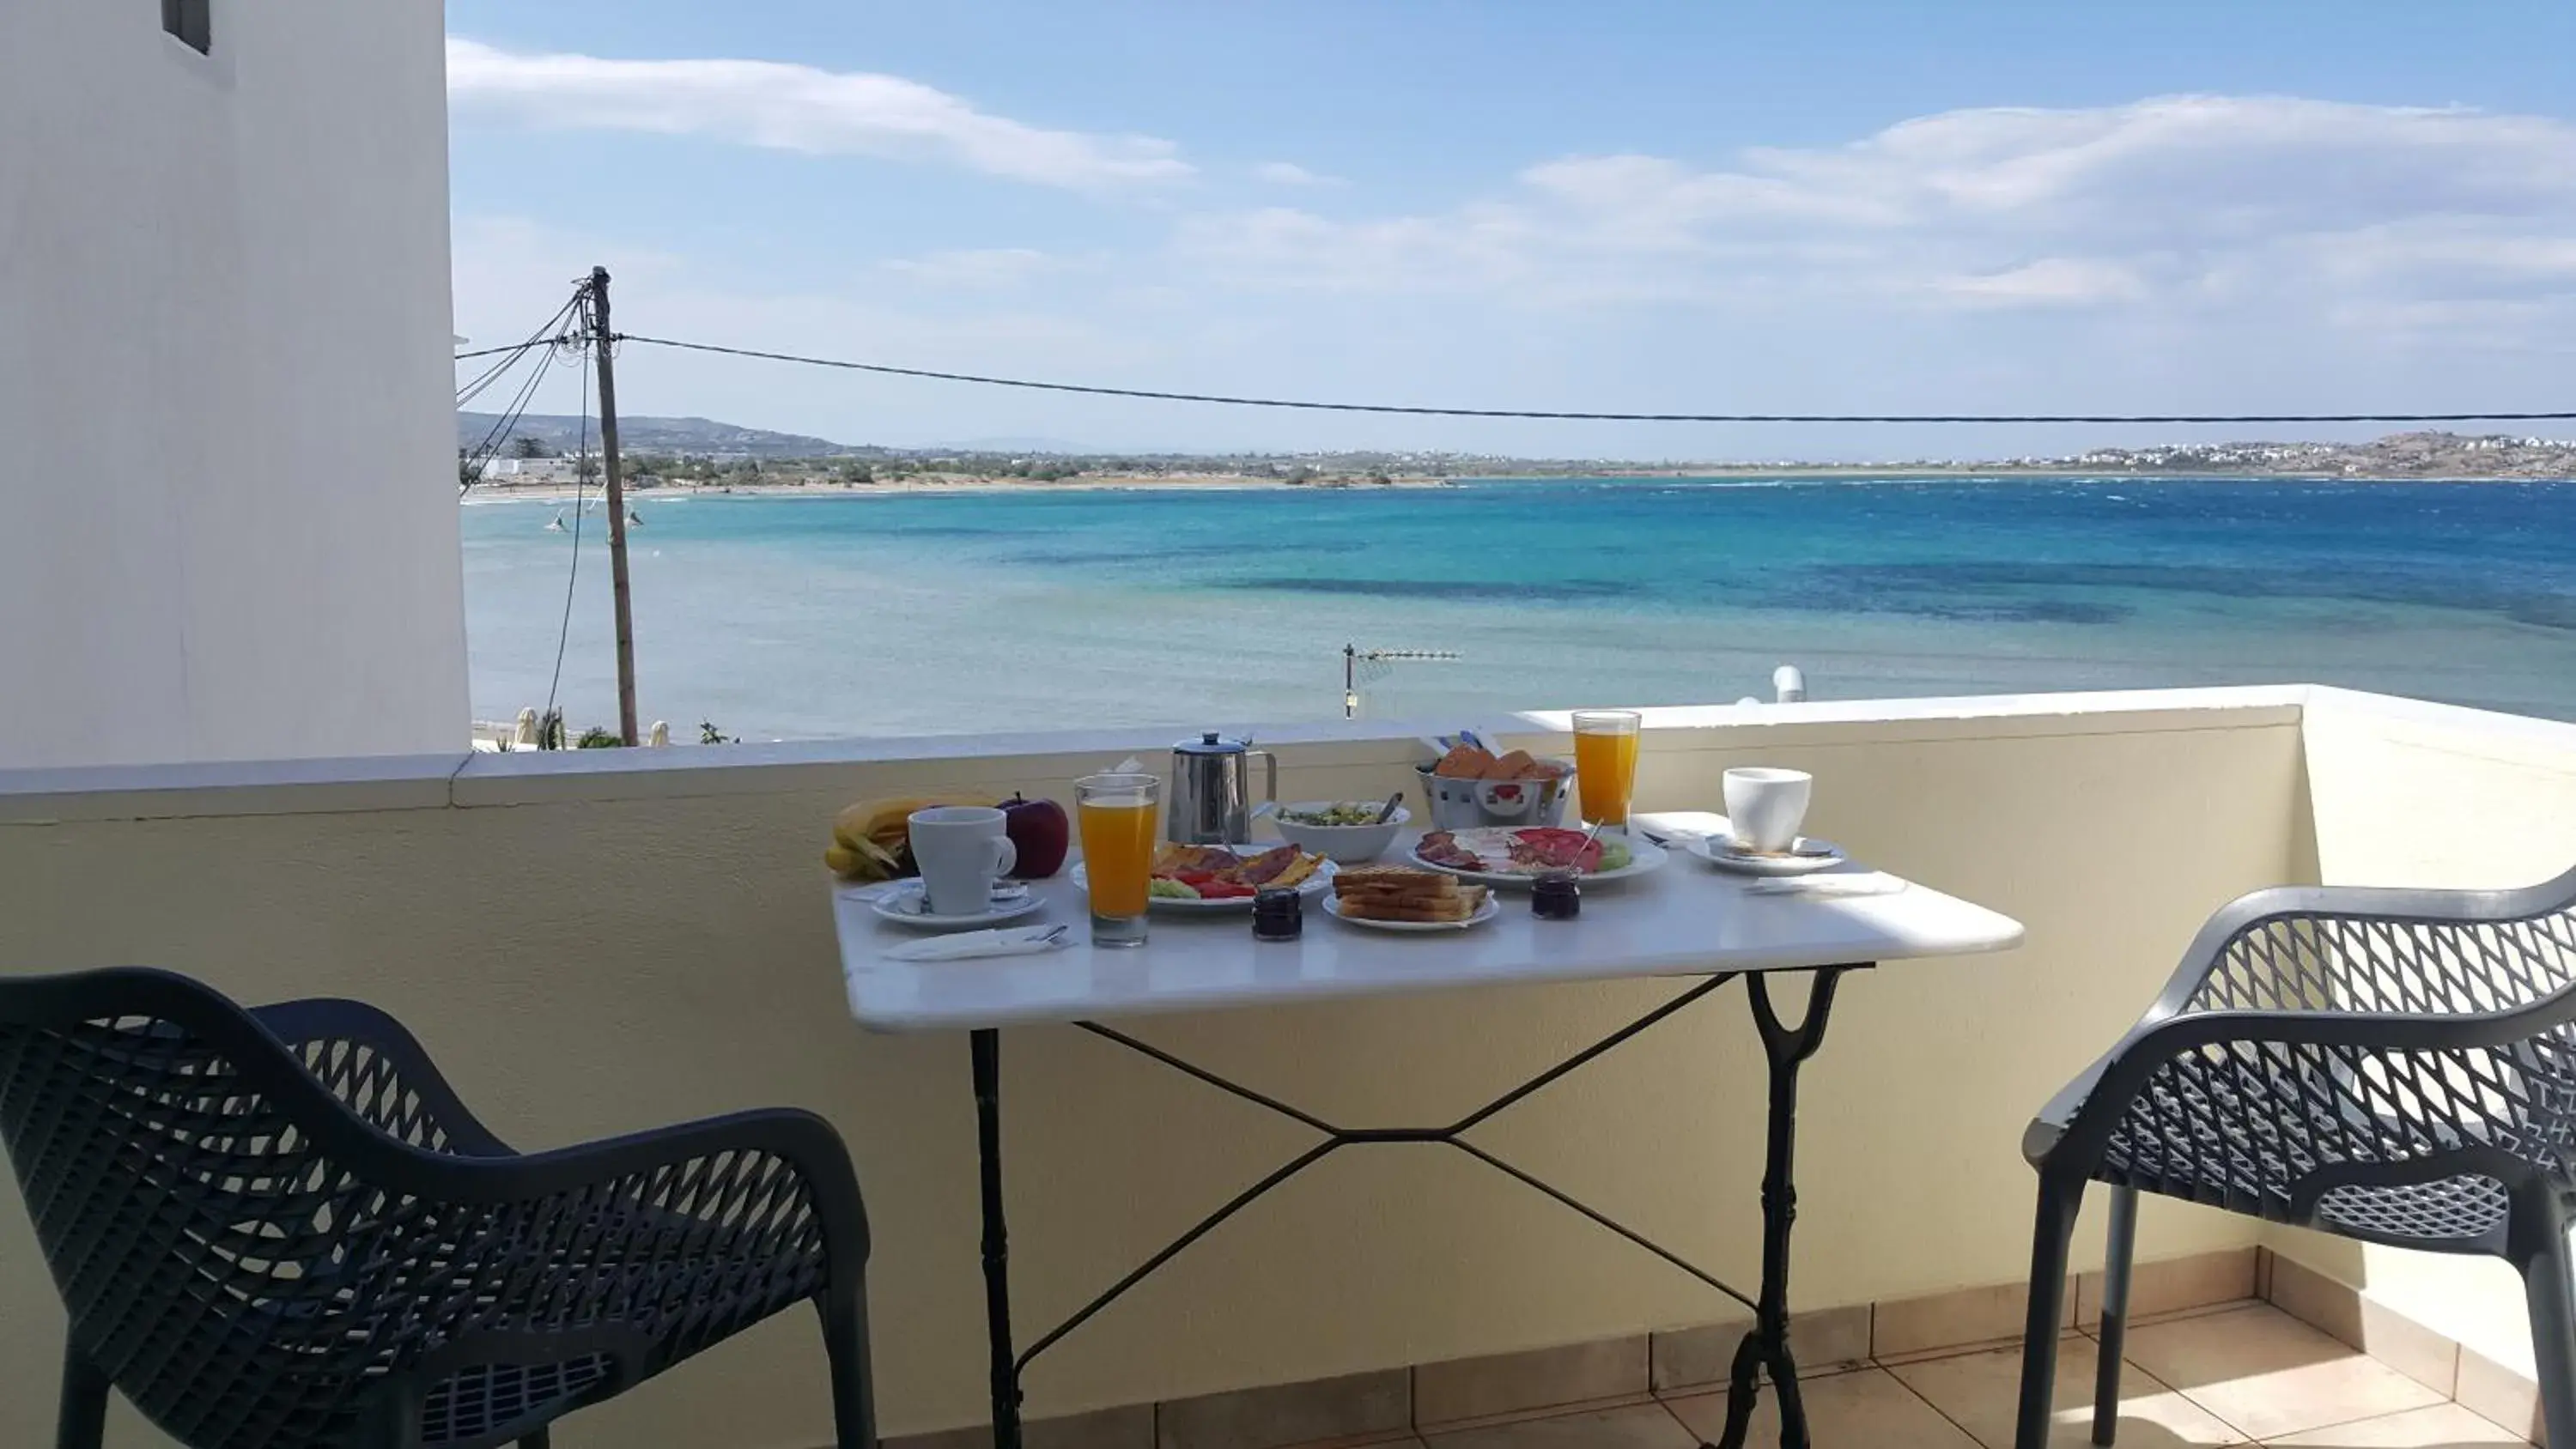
460,476,2576,739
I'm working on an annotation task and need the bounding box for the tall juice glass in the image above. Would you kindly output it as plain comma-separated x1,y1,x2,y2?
1571,710,1642,832
1075,773,1160,947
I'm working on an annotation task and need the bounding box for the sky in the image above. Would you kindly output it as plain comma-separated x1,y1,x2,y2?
446,1,2576,461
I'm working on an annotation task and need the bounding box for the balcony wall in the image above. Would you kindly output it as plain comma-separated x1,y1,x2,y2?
2264,688,2576,1397
0,688,2332,1448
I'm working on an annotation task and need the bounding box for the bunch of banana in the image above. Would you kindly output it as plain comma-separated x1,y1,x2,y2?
824,796,960,882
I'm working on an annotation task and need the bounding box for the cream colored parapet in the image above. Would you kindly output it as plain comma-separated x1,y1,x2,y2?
3,684,2549,1449
2263,686,2576,1407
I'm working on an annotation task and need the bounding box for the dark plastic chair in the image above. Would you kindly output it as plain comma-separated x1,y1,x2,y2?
0,967,874,1449
2010,869,2576,1449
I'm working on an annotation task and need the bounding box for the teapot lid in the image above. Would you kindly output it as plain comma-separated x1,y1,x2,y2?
1175,731,1248,755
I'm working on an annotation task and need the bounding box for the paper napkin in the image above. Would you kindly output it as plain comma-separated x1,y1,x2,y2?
882,926,1066,962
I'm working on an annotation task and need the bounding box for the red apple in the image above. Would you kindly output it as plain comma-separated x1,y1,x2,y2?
998,792,1071,879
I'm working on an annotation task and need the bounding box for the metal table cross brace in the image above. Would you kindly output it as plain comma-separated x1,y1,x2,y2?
968,964,1860,1449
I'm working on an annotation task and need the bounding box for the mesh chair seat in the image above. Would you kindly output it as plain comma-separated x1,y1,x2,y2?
422,1358,613,1447
2071,1048,2543,1255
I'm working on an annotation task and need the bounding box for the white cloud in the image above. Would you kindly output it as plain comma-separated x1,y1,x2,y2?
1253,161,1341,186
451,94,2576,454
445,38,1190,190
1177,94,2576,329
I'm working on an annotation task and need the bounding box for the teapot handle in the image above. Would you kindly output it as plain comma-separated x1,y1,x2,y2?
1250,749,1279,811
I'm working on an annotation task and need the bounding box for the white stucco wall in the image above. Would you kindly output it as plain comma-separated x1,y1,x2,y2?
0,0,465,767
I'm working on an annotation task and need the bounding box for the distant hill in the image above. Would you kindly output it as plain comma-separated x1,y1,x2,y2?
458,413,861,458
459,412,2576,480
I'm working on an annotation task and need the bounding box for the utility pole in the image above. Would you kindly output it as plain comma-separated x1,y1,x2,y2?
588,266,641,745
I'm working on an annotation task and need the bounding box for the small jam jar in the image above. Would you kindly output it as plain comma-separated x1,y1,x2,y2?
1532,870,1582,920
1253,887,1303,941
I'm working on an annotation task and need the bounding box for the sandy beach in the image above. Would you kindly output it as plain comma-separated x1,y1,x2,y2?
464,471,1460,505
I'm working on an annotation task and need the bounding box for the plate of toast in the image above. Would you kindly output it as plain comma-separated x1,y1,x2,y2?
1324,865,1498,931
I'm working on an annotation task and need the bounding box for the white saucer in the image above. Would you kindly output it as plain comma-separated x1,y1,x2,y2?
1321,893,1501,932
866,880,1047,931
1689,834,1848,876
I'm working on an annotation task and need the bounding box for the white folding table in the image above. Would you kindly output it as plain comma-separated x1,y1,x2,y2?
834,817,2022,1449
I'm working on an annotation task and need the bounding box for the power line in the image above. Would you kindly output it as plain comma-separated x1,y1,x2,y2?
544,332,594,724
454,294,581,401
457,345,561,493
458,289,592,493
611,332,2575,427
454,334,573,362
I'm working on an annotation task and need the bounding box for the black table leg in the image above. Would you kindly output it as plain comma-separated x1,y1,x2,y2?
1710,967,1850,1449
973,1028,1024,1449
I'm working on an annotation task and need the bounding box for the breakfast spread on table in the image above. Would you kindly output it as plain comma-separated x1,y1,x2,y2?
833,722,1858,951
1330,865,1489,925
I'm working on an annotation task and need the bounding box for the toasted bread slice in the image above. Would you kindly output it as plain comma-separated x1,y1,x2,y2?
1339,886,1486,923
1490,749,1539,779
1334,864,1456,892
1340,880,1463,900
1434,744,1496,779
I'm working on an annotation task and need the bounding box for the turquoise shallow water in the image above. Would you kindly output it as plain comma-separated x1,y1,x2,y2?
461,476,2576,738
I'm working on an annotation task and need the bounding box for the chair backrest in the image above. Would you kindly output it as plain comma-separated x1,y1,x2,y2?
0,968,434,1449
2136,873,2576,1222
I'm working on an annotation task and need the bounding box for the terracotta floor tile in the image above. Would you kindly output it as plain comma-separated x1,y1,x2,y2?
1664,1367,1978,1449
2118,1305,2445,1441
1421,1403,1692,1449
1886,1337,2242,1448
2260,1402,2532,1447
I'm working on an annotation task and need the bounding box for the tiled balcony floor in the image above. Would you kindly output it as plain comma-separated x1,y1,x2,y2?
1409,1305,2524,1449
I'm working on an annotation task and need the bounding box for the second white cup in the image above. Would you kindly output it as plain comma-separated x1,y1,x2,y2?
909,805,1019,916
1722,767,1813,853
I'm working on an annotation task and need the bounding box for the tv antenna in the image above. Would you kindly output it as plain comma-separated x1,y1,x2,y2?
1343,644,1462,719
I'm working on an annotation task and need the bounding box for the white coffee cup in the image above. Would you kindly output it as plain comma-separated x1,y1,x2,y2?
1722,767,1813,854
909,806,1019,916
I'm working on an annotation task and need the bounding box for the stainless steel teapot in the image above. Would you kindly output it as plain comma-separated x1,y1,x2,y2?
1169,732,1277,844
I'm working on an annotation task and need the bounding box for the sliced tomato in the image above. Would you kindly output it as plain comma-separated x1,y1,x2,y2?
1195,879,1257,900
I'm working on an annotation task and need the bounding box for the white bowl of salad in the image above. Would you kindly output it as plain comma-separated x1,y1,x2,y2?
1269,800,1410,864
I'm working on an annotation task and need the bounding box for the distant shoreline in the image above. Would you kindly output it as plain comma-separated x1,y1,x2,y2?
463,472,1458,503
460,467,2568,504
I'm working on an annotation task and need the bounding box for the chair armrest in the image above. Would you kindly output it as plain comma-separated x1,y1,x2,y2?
2037,985,2576,1181
424,1106,871,1285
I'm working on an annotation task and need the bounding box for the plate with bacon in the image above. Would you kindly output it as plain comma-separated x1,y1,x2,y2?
1407,828,1667,886
1074,841,1335,913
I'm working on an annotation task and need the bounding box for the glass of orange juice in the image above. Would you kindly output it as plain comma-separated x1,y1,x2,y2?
1571,710,1642,833
1075,773,1160,947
